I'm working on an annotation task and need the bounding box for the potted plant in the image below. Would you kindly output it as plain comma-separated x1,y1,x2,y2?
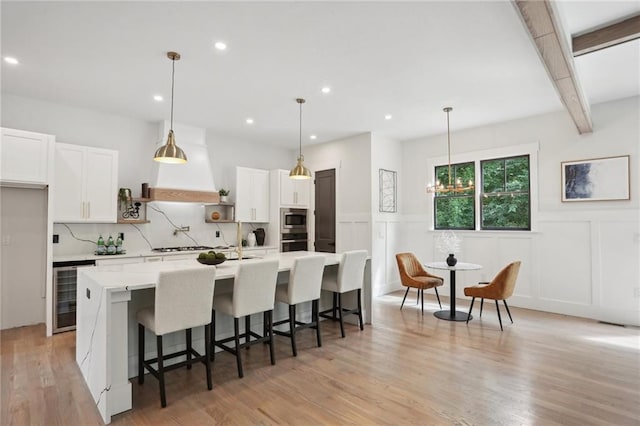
218,188,230,203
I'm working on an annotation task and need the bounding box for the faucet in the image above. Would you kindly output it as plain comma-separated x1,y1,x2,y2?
235,221,243,260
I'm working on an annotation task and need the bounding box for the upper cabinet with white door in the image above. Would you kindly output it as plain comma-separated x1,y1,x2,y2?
54,143,118,223
0,128,54,187
235,166,269,222
275,169,310,208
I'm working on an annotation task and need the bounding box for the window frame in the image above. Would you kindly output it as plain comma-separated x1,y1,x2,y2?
479,154,531,231
433,161,476,230
428,143,538,232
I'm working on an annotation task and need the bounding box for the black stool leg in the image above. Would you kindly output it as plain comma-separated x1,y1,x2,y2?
313,299,322,347
466,297,475,324
332,292,338,319
480,298,484,317
234,318,243,378
186,328,192,369
337,293,345,338
434,287,442,309
157,335,166,407
204,323,213,390
138,324,145,384
268,310,276,365
357,288,364,330
211,310,216,361
495,300,503,331
420,288,424,315
416,288,419,305
245,316,251,349
289,304,297,356
400,287,410,310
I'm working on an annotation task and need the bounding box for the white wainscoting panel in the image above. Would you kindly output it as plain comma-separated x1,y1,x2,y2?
598,220,640,325
538,221,592,305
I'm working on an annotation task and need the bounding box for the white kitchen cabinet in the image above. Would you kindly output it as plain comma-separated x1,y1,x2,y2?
235,167,269,222
0,127,54,187
277,169,310,208
54,143,118,223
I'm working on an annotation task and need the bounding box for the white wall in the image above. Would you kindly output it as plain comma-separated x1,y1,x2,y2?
371,133,403,296
304,133,372,254
399,96,640,326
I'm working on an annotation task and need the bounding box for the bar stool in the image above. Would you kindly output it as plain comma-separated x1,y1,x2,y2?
273,254,326,356
137,266,216,408
212,259,279,378
319,250,368,338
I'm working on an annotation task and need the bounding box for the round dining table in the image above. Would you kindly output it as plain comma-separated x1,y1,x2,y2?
424,261,482,321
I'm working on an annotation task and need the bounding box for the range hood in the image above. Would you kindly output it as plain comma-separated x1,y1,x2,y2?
150,121,219,203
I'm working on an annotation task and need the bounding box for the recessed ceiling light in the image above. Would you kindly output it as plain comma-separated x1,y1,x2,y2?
214,41,227,51
321,87,331,94
4,57,19,65
385,114,392,120
246,118,254,124
153,95,163,102
310,134,317,140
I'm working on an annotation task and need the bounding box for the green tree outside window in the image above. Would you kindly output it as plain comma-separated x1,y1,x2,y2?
480,155,530,230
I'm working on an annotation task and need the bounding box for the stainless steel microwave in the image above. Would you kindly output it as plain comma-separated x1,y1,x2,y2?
281,208,307,232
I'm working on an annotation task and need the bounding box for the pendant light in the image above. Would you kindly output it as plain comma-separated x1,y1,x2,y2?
154,51,187,164
426,107,474,194
289,98,312,179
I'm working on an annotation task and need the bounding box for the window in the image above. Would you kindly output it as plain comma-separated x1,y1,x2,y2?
434,162,475,230
432,154,531,231
480,155,530,230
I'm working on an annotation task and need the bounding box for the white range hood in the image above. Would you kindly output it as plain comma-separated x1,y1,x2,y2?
151,121,217,196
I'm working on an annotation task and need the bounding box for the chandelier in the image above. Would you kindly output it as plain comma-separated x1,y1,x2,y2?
426,107,474,194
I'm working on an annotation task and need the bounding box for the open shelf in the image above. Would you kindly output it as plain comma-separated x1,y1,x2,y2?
205,203,235,223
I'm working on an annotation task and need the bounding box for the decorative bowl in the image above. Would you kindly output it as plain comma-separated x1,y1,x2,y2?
197,257,226,266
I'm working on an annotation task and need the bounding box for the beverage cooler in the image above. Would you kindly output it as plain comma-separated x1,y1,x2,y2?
52,260,95,333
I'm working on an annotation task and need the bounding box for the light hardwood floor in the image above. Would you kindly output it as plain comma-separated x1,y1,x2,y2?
2,292,639,425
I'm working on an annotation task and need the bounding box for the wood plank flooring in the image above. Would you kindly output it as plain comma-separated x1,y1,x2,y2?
2,292,639,425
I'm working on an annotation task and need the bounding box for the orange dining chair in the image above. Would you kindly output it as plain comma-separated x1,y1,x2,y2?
395,252,443,315
463,261,521,330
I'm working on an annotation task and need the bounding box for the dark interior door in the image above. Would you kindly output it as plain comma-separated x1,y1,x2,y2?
314,169,336,253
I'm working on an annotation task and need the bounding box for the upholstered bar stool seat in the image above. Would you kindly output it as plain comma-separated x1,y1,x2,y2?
137,266,216,408
273,254,326,356
319,250,368,338
212,259,279,378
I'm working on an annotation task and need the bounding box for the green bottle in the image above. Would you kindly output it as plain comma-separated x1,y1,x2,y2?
116,235,123,254
97,234,106,254
107,235,116,254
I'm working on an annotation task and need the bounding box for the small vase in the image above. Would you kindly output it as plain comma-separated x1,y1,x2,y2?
446,253,457,266
220,195,229,203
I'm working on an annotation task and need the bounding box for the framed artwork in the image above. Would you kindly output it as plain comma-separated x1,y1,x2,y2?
561,155,630,202
379,169,397,212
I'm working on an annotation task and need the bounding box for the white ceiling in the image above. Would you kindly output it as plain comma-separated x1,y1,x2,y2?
1,1,638,149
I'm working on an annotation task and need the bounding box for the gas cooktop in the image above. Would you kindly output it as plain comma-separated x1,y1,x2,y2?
152,246,214,253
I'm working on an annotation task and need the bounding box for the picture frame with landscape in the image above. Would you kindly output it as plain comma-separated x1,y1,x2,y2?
561,155,630,202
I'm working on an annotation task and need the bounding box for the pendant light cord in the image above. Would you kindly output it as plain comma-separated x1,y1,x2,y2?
170,56,175,131
299,100,303,158
447,109,451,186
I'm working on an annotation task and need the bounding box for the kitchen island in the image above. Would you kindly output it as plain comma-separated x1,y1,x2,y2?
75,251,371,424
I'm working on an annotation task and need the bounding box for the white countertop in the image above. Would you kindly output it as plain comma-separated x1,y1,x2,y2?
53,245,278,263
78,251,341,290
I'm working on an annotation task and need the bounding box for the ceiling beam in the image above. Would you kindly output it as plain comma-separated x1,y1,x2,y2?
573,14,640,57
513,0,593,134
